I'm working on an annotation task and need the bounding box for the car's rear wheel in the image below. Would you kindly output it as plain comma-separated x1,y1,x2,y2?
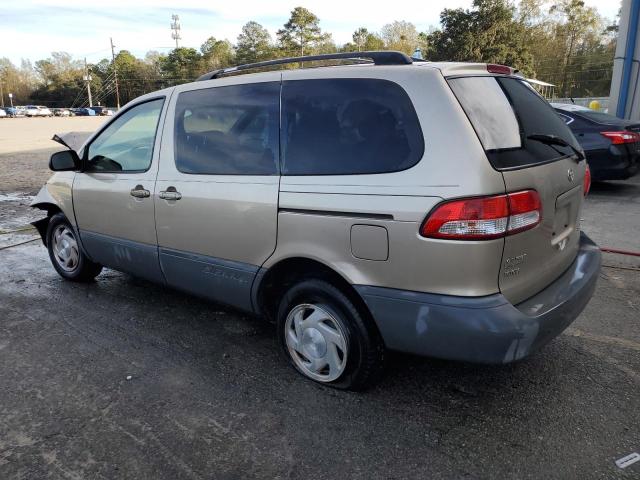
277,279,384,390
46,213,102,282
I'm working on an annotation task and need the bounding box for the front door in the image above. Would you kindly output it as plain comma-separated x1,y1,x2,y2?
73,97,167,282
154,75,281,311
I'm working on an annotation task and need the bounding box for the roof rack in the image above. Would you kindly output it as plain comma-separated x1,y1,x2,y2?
196,50,413,81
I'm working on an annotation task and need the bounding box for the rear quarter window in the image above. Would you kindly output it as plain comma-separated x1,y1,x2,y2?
449,76,580,170
281,78,424,175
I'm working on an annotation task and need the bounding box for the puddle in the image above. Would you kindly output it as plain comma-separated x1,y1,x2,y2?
0,193,34,203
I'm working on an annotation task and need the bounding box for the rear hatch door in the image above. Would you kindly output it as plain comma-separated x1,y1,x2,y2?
449,75,586,304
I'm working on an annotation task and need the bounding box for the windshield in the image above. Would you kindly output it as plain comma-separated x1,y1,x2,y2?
449,76,581,170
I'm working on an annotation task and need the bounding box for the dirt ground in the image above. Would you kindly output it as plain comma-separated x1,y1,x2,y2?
0,117,104,196
0,116,105,155
0,117,639,479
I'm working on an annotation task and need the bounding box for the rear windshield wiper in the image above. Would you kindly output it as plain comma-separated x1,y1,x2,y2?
527,133,585,161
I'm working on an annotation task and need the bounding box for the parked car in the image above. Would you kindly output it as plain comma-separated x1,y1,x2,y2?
4,106,24,117
88,106,105,116
0,108,6,118
4,106,22,117
24,105,40,117
552,103,640,181
37,106,53,117
72,107,96,116
31,52,601,390
53,108,71,117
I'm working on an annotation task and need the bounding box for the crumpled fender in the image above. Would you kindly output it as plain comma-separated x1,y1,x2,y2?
30,175,76,244
30,184,57,209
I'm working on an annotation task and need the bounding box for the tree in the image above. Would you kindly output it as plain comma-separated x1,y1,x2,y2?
236,21,274,64
0,58,35,105
352,27,368,51
381,21,420,55
31,52,86,107
161,47,203,83
277,7,326,56
427,0,534,76
548,0,602,95
200,37,234,71
363,32,385,51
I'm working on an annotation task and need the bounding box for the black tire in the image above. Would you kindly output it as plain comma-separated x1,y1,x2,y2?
277,279,385,391
46,213,102,282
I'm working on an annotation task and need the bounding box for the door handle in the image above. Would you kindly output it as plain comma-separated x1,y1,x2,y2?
130,185,150,198
159,187,182,201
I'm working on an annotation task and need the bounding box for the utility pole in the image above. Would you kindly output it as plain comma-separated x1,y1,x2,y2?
83,58,93,106
0,82,4,108
110,37,121,109
171,14,181,48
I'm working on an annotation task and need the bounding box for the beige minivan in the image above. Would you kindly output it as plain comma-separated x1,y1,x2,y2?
32,52,601,390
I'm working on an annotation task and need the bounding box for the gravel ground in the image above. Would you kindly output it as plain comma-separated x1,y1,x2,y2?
0,117,104,155
0,129,638,478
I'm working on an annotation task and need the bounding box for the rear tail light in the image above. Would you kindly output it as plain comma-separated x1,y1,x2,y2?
487,64,512,75
420,190,541,240
583,164,591,196
506,190,542,234
600,131,640,144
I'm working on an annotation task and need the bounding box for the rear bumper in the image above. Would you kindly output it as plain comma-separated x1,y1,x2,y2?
588,147,639,180
356,232,601,364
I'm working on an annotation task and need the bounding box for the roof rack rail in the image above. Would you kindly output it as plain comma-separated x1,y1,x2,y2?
196,50,413,81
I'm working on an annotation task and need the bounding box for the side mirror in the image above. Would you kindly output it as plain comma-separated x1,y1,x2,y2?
49,150,81,171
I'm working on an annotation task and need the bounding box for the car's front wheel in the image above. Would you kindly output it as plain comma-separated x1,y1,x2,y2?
277,279,384,390
46,213,102,282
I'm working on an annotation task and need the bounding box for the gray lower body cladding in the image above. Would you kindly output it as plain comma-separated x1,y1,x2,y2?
356,233,601,364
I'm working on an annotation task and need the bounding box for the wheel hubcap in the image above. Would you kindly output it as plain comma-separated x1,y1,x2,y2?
285,304,348,382
52,225,79,272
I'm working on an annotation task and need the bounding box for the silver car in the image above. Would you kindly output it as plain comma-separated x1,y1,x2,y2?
32,52,601,390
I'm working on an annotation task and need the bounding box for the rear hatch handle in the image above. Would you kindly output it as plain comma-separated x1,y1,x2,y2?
527,134,585,162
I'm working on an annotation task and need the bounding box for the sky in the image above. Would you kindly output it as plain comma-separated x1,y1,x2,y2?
0,0,623,66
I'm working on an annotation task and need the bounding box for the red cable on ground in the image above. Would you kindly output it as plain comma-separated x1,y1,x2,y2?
600,247,640,257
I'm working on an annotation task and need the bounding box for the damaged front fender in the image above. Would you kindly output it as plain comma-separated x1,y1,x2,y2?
30,175,76,245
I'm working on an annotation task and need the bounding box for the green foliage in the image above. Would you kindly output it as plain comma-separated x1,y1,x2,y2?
236,21,274,64
161,47,202,81
0,58,35,105
381,21,421,55
277,7,328,56
31,52,85,107
428,0,535,76
4,3,616,106
343,28,384,53
200,37,235,70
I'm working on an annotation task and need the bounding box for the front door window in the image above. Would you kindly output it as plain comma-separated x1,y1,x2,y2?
86,99,164,173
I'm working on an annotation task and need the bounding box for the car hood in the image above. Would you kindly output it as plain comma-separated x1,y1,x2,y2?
52,131,92,152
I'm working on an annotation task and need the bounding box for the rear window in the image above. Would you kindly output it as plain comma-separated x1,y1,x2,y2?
574,110,623,125
449,76,580,169
281,79,424,175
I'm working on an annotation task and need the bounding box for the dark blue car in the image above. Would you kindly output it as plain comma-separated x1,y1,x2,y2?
552,103,640,181
72,107,96,117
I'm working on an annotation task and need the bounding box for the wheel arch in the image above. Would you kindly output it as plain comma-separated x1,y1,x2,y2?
252,256,376,331
30,180,76,245
31,202,63,246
